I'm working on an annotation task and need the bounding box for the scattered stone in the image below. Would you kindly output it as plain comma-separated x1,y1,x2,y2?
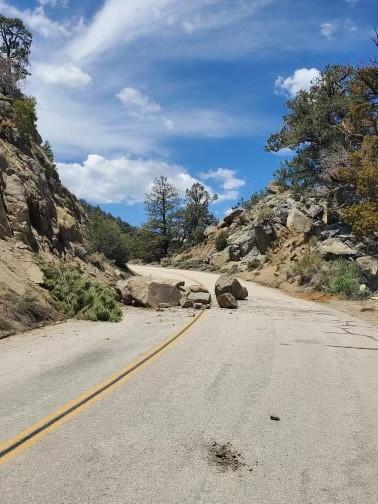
187,291,211,305
158,303,172,309
180,298,194,309
193,303,204,310
190,284,209,294
217,293,238,309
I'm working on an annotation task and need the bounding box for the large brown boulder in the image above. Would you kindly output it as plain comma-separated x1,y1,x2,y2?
217,293,238,309
215,275,248,300
117,277,181,308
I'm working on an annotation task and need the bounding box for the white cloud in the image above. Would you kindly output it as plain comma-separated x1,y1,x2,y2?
272,147,295,156
320,22,336,39
57,154,244,207
70,0,273,62
0,1,70,37
116,87,161,116
57,154,200,204
200,168,245,202
201,168,245,191
34,64,92,88
275,67,321,97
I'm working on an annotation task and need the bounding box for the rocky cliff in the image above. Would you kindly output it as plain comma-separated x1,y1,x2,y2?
168,181,378,296
0,93,123,336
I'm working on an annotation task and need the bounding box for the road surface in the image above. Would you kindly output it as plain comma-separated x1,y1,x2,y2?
1,266,378,503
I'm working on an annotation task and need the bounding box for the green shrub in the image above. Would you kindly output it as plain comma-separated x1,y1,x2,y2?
328,260,365,299
13,97,38,139
86,213,130,268
41,264,122,322
255,206,274,222
215,230,228,251
342,202,378,237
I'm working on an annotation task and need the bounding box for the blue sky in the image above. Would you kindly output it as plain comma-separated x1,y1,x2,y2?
1,0,376,224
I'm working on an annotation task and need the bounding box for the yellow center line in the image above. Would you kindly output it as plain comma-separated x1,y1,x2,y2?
0,309,207,465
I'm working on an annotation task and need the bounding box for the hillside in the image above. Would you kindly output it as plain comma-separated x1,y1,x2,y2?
0,93,125,336
167,180,378,301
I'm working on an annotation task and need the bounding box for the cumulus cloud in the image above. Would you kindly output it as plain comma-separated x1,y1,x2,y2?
200,168,245,202
57,154,245,206
34,64,92,88
320,22,336,39
201,168,245,190
275,67,321,97
0,1,70,37
116,87,161,116
57,154,200,204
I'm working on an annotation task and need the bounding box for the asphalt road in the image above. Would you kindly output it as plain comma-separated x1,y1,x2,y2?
1,266,378,503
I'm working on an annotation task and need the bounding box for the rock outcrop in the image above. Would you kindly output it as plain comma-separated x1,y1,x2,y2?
167,179,378,297
0,94,124,335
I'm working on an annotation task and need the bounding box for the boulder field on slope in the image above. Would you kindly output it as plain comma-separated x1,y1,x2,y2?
167,180,378,297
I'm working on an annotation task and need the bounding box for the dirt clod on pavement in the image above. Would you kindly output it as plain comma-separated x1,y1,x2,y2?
207,441,246,472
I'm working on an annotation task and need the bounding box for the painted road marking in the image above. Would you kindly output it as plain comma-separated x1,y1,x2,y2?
0,309,206,464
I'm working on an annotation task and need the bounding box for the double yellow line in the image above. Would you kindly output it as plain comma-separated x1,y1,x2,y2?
0,309,206,465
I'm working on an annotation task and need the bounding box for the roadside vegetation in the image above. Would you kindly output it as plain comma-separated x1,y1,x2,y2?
41,264,122,322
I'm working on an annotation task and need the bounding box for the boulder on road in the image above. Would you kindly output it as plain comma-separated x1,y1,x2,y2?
190,284,209,294
217,293,238,309
215,275,248,300
187,291,211,305
180,298,194,308
117,277,181,308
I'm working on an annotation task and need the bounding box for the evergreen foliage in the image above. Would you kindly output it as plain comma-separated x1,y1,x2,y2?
41,263,122,322
0,15,32,95
144,176,180,255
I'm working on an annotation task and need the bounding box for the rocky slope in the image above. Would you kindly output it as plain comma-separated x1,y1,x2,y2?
0,93,124,336
168,181,378,296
